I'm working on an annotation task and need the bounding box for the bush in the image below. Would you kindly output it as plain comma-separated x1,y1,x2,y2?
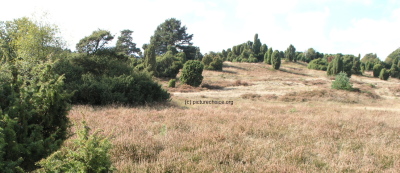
74,72,170,105
308,58,328,71
379,68,390,80
202,52,223,71
55,52,170,106
0,62,70,172
373,64,383,77
37,121,114,172
180,60,204,87
168,79,176,88
155,52,181,78
271,50,281,70
331,72,353,91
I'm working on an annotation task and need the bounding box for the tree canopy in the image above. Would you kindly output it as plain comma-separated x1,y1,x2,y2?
76,29,114,54
150,18,193,55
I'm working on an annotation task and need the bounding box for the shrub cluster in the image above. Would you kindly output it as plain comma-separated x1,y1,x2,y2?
0,62,70,172
308,58,328,71
180,60,204,87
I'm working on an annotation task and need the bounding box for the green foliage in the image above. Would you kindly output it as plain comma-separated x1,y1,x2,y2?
331,72,353,91
202,52,223,71
37,121,114,173
74,72,170,105
390,63,399,78
351,54,362,75
76,29,114,55
285,44,296,62
373,64,383,78
155,51,181,78
385,48,400,66
0,17,63,63
327,55,343,76
150,18,193,55
116,29,140,57
342,55,354,77
144,44,157,75
361,53,379,63
264,47,273,64
252,34,262,57
307,58,328,71
271,50,281,70
305,48,317,62
168,79,176,88
0,17,70,172
379,68,390,80
180,60,204,87
0,62,71,171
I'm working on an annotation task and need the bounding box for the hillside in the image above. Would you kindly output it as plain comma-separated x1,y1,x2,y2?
68,61,400,172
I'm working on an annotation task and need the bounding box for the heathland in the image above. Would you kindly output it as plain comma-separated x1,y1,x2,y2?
69,61,400,172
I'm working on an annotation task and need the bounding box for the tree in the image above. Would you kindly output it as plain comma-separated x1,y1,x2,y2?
150,18,193,55
390,62,400,78
285,44,296,62
361,53,378,63
385,47,400,65
305,48,317,61
327,55,343,76
180,60,204,87
116,29,140,57
76,29,114,54
264,47,273,64
0,17,63,62
379,68,390,80
271,50,281,70
0,17,70,172
144,44,157,75
252,34,262,56
372,64,383,77
352,54,362,75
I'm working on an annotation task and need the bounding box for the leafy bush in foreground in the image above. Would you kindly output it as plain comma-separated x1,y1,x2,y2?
180,60,204,87
0,62,70,172
37,121,114,172
331,72,353,91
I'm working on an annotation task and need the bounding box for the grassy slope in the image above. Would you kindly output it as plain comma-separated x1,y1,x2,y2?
68,61,400,172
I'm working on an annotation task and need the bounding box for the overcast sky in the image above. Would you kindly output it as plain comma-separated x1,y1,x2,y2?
2,0,400,60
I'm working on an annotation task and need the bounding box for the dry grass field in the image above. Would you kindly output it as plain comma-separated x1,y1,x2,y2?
68,61,400,172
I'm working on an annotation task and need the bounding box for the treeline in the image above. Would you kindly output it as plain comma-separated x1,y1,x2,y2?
212,33,400,80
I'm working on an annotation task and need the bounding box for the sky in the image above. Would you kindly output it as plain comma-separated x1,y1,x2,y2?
2,0,400,60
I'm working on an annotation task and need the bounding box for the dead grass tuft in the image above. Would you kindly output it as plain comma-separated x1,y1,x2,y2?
240,93,261,99
303,79,327,86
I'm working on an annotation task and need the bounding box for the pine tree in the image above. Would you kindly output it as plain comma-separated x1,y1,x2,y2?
265,47,273,65
285,44,296,62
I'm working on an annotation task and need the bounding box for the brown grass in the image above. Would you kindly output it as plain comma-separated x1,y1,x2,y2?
65,62,400,172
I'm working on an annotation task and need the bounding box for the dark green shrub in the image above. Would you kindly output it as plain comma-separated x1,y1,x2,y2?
75,72,170,105
156,52,181,78
37,121,114,172
271,50,281,70
180,60,204,87
202,52,223,71
327,56,343,76
0,62,70,172
168,79,176,88
390,63,399,78
373,64,383,77
307,58,328,71
379,68,390,80
331,72,353,91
